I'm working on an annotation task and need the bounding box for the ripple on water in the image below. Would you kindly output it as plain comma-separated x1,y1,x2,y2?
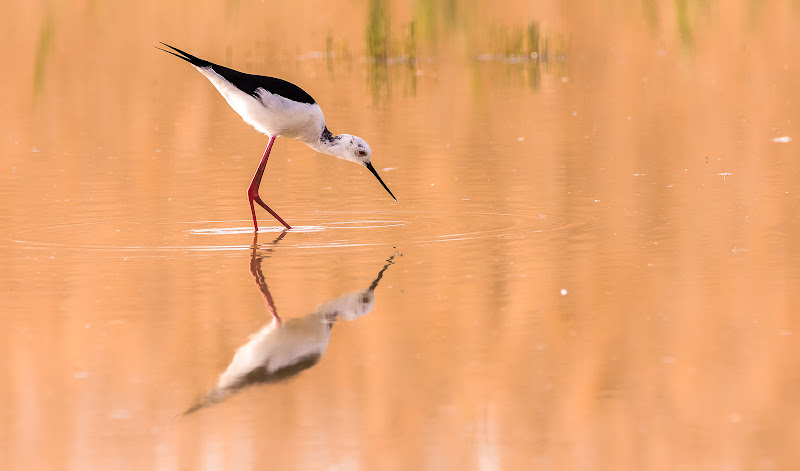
11,210,562,254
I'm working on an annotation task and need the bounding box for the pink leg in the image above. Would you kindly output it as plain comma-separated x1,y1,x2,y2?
247,136,291,231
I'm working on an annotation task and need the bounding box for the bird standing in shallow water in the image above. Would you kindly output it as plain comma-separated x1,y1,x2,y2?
156,43,396,231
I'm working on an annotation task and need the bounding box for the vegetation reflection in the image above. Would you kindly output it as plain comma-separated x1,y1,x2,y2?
477,21,569,92
365,0,418,103
33,13,56,98
362,0,568,100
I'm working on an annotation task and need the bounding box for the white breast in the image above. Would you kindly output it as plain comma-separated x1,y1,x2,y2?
196,66,325,142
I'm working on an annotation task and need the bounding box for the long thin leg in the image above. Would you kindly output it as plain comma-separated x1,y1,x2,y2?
247,136,291,231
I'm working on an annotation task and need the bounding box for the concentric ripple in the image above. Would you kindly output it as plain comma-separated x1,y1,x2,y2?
11,210,560,254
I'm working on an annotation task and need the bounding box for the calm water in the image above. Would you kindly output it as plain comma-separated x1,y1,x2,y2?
3,1,800,470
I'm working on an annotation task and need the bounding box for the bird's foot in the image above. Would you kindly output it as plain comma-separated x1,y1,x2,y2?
248,193,291,230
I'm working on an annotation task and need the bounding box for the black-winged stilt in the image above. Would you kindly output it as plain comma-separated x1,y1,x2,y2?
156,43,396,231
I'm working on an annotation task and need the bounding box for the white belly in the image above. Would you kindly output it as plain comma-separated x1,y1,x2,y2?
197,66,325,142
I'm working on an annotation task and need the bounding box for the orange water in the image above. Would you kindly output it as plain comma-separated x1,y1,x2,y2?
2,1,800,470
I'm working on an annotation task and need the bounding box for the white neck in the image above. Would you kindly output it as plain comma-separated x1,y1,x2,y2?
306,128,361,164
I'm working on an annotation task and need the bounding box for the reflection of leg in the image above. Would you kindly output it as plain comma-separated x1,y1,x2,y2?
251,230,288,250
247,136,291,231
249,232,288,324
368,254,396,292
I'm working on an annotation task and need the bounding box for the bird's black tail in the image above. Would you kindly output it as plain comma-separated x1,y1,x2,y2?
155,42,211,68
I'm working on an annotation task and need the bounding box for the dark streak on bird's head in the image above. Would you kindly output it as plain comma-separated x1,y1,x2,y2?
320,127,336,144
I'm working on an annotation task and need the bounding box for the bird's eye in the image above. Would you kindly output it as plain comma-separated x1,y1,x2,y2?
358,150,367,157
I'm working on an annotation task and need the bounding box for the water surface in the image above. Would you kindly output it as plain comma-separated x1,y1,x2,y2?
2,1,800,470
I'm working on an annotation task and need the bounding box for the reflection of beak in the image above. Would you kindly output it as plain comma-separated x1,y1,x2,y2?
365,162,397,201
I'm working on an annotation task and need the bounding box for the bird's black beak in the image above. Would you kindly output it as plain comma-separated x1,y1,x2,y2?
365,162,396,201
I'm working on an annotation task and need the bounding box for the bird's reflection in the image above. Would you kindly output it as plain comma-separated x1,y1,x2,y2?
185,233,395,415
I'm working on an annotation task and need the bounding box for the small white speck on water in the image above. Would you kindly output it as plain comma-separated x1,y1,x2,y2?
111,410,131,420
74,371,89,379
430,183,435,186
594,199,600,202
772,136,792,143
572,111,578,116
155,149,161,153
517,137,524,141
168,198,172,202
560,76,569,83
560,289,568,296
627,115,632,120
32,147,40,153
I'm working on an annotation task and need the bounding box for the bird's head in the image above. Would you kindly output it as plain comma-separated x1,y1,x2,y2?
317,289,377,323
336,134,372,165
330,134,396,201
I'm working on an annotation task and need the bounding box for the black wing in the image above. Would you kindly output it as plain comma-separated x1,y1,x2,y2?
182,353,321,416
156,42,316,105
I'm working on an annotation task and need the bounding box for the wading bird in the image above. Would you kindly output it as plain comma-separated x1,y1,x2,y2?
156,43,396,231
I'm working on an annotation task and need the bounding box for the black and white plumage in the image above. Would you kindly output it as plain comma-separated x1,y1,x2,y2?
156,43,396,231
